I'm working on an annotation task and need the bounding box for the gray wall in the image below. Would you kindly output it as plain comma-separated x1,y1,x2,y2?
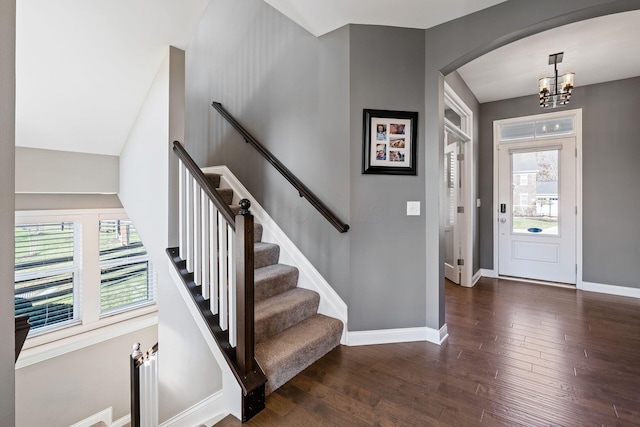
185,0,640,333
444,71,481,274
15,326,157,427
348,25,427,330
185,0,351,309
15,147,119,194
479,77,640,289
424,0,640,326
0,0,15,424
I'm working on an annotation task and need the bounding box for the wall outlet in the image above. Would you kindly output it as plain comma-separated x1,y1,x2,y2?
407,201,420,216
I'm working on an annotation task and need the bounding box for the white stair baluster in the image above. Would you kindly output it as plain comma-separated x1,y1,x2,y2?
193,182,202,286
202,189,210,300
228,222,236,348
186,176,194,272
219,213,228,331
209,201,218,314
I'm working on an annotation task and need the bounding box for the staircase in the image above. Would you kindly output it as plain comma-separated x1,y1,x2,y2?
204,172,343,395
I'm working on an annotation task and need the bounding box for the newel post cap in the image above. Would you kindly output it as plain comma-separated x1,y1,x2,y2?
239,199,251,215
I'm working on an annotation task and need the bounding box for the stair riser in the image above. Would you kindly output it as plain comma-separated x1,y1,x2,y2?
254,244,280,269
254,266,298,303
255,291,319,344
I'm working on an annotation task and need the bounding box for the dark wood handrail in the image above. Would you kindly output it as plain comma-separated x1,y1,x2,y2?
211,101,350,233
172,141,237,230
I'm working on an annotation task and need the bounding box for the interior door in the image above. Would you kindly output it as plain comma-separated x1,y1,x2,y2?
498,137,576,284
444,140,460,284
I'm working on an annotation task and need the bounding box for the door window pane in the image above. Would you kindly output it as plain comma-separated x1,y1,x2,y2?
535,117,574,137
511,150,559,235
500,122,534,141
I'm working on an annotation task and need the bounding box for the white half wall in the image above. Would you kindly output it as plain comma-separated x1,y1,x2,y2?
15,147,119,194
118,46,222,423
15,326,157,427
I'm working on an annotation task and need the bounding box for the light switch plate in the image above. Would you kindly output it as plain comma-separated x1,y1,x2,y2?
407,201,420,216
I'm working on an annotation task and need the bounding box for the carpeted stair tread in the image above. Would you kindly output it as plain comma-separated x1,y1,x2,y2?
204,172,221,188
256,314,343,395
229,205,240,215
254,264,299,302
255,288,319,343
216,187,234,205
254,242,280,269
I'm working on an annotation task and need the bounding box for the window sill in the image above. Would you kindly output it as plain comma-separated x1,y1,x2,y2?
16,305,158,370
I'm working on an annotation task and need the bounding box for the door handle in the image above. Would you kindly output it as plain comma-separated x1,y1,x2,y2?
499,217,507,224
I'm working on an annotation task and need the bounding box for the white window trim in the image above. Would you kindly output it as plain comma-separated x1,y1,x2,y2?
15,208,158,365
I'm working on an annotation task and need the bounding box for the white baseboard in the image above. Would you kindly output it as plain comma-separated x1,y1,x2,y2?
347,324,448,346
480,268,496,278
582,281,640,299
112,414,131,427
70,407,112,427
159,390,228,427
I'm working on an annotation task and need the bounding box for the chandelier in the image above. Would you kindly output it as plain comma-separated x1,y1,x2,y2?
538,52,574,108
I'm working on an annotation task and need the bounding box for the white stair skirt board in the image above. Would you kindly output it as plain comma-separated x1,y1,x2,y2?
202,166,349,344
168,264,242,422
582,281,640,299
347,324,448,346
158,390,228,427
69,407,112,427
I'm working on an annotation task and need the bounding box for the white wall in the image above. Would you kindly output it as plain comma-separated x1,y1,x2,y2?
118,46,221,423
15,147,119,194
15,326,157,427
0,0,16,425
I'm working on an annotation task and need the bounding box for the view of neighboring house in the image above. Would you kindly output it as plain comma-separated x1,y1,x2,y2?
2,0,639,426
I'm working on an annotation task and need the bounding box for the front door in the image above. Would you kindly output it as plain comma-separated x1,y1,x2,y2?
497,137,576,284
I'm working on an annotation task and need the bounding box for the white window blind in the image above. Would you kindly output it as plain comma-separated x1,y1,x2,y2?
99,220,155,315
14,222,80,331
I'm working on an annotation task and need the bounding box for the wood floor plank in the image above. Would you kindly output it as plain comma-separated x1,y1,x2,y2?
215,278,640,426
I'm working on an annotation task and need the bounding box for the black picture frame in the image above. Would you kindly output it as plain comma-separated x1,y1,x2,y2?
362,109,418,175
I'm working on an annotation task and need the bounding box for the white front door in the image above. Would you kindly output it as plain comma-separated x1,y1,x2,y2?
497,137,576,284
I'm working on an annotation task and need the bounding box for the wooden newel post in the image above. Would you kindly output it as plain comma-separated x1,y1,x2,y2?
130,343,142,427
236,198,255,376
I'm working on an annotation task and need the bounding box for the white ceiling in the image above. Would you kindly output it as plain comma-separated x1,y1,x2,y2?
16,0,210,156
265,0,508,37
458,10,640,103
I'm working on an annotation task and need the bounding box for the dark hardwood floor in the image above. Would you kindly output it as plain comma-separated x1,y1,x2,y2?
216,278,640,426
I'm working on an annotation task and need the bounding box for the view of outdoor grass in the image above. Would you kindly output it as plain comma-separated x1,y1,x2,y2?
513,217,558,231
14,222,75,328
14,220,154,330
99,220,152,313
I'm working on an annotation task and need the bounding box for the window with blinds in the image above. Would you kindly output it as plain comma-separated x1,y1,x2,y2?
14,222,80,331
99,219,155,315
